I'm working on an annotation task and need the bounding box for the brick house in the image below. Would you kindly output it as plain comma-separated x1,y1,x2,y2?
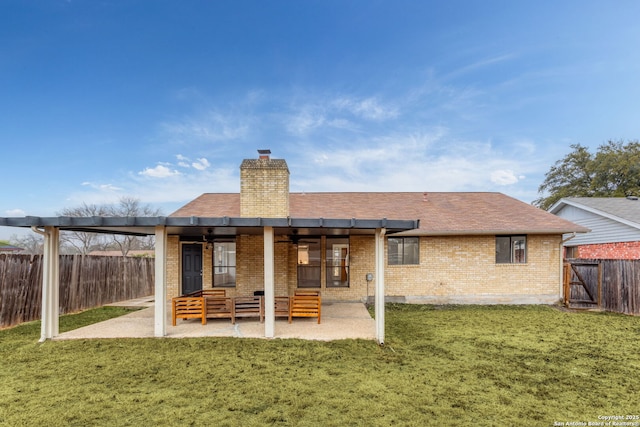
166,151,587,307
0,150,588,342
549,197,640,259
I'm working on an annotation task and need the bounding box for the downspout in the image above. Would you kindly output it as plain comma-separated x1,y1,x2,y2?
31,226,46,237
562,232,577,245
559,233,577,304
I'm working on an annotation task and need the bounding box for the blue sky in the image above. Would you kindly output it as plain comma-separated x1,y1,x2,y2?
2,1,640,239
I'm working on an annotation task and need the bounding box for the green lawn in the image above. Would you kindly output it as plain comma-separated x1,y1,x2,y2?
1,304,639,426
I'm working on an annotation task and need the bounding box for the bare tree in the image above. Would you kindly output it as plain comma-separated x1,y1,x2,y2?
57,198,163,256
105,197,162,256
10,233,44,255
57,203,110,255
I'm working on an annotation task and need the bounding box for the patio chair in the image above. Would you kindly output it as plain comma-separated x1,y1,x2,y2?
289,291,321,324
274,296,290,318
172,296,206,326
252,292,288,318
234,296,264,322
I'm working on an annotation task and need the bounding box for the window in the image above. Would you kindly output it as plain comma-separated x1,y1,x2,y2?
326,237,349,287
565,246,578,259
388,237,419,265
496,235,527,264
297,238,321,288
213,240,236,287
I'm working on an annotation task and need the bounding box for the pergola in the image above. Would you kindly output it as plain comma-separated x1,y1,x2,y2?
0,215,419,344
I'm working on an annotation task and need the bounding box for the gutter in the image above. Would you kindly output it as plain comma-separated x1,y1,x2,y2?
393,228,590,237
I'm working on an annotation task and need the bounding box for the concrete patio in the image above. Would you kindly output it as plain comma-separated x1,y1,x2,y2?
55,299,377,341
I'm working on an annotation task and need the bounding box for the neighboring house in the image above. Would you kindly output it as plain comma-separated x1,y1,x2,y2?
549,197,640,259
0,150,588,342
0,242,23,253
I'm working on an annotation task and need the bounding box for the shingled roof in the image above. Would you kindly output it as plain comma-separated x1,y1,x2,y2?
549,197,640,226
171,192,588,235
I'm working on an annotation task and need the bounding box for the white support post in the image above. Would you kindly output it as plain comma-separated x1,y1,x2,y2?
264,226,275,338
154,226,167,337
40,227,60,342
374,228,386,345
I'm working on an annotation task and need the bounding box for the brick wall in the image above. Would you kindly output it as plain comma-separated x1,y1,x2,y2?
385,234,562,304
235,235,368,300
166,235,180,299
166,234,563,303
576,241,640,259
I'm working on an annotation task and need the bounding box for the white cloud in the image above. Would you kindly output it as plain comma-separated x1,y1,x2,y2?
333,96,398,121
5,208,26,216
124,166,239,208
66,82,547,212
286,108,327,135
285,94,398,136
81,182,123,191
192,158,210,170
289,129,538,199
138,165,181,178
65,182,126,206
176,154,191,168
162,111,249,143
444,54,516,81
490,169,521,185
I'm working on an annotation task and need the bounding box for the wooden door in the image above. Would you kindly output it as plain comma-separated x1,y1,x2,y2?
564,261,601,308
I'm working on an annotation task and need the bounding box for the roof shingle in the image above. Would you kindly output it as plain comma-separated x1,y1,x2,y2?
553,197,640,225
171,192,587,235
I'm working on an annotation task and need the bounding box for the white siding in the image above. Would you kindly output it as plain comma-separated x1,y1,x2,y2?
556,205,640,245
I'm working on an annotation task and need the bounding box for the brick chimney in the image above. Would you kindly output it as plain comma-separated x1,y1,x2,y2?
240,149,290,218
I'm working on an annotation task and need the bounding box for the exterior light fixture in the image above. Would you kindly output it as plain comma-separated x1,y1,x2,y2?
203,228,214,250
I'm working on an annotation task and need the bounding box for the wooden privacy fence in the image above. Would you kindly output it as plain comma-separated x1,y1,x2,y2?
0,254,154,328
564,259,640,315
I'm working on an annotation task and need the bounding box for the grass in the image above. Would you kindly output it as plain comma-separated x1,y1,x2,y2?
1,304,639,426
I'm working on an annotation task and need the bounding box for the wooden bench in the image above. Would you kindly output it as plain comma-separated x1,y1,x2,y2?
205,297,235,323
173,290,230,325
172,296,206,326
186,289,226,298
234,296,264,323
289,291,321,324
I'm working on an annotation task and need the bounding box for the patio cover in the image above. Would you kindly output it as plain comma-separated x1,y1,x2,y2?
0,216,419,344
